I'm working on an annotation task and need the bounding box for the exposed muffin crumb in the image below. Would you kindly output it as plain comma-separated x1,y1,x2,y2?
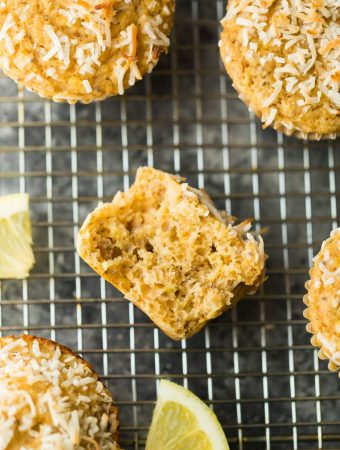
77,167,266,340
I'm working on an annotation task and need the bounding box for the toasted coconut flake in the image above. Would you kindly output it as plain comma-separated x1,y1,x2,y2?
262,107,277,128
222,0,340,121
0,336,120,449
262,81,283,107
0,13,14,41
82,79,93,93
0,0,173,102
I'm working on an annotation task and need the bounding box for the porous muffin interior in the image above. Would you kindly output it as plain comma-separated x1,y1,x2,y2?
78,167,265,339
0,335,119,449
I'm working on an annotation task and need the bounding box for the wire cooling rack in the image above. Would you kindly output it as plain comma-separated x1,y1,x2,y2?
0,1,340,449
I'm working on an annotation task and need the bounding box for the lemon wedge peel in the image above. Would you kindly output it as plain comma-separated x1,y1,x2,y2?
0,193,35,279
146,379,229,450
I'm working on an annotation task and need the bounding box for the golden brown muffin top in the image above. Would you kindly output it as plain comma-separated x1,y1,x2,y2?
220,0,339,138
304,228,340,372
0,335,120,449
0,0,174,102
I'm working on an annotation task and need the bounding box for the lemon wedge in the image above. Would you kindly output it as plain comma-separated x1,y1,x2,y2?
0,193,35,279
146,380,229,450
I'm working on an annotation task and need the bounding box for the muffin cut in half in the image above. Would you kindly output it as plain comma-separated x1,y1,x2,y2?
0,334,120,449
304,227,340,375
77,167,266,340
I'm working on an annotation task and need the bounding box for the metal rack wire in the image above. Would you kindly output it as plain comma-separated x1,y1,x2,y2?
0,0,339,448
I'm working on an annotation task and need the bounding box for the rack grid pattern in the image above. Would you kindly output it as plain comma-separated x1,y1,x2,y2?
0,1,340,449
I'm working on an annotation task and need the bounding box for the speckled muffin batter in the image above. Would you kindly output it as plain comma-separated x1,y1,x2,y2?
304,228,340,375
220,0,339,139
0,0,174,103
77,167,266,340
0,335,120,449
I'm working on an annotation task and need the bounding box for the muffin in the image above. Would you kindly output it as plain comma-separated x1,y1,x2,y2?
0,0,175,103
219,0,339,139
304,228,340,374
0,334,120,449
77,167,266,340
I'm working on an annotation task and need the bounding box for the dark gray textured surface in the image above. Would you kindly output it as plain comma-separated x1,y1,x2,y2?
0,1,340,449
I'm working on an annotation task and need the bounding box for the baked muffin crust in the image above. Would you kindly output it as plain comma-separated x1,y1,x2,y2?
77,167,266,340
304,228,340,374
0,0,174,102
0,335,120,449
220,0,340,139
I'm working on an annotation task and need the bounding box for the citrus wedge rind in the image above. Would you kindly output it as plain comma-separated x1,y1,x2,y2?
146,379,229,450
0,193,35,279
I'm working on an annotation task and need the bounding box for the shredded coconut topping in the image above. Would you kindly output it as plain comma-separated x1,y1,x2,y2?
0,0,172,98
306,228,340,368
317,331,336,354
0,336,119,449
318,228,340,288
223,0,340,114
83,79,93,93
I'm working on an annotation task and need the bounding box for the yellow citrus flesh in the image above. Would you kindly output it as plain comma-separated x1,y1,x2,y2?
146,380,229,450
0,193,35,279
